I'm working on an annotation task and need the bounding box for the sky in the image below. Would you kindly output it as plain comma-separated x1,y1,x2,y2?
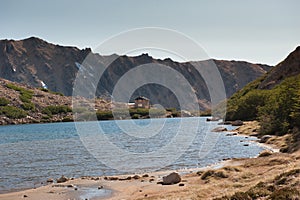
1,0,299,65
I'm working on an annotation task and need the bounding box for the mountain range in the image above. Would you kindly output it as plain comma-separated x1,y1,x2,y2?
0,37,271,110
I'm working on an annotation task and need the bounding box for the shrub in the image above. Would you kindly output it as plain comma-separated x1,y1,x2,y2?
269,187,300,200
0,97,10,106
201,170,228,180
42,105,72,115
1,106,27,119
62,117,73,122
96,110,113,120
6,83,34,103
21,102,35,111
226,74,300,141
6,83,23,91
131,114,140,119
149,109,165,117
129,108,149,116
201,170,215,180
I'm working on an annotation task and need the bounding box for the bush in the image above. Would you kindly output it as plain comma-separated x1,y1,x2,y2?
42,105,72,115
6,83,23,91
269,187,300,200
6,83,34,103
96,110,113,120
131,114,140,119
21,102,35,111
62,117,73,122
129,108,149,116
0,97,10,106
201,170,215,180
226,74,300,141
40,88,64,96
149,109,165,117
201,170,228,180
1,106,27,119
259,76,300,135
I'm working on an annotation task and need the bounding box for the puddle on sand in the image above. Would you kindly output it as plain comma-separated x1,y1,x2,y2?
79,187,112,200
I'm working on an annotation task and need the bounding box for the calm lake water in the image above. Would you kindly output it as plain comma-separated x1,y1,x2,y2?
0,117,264,193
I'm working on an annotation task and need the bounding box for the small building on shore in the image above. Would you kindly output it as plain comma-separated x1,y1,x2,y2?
134,96,150,109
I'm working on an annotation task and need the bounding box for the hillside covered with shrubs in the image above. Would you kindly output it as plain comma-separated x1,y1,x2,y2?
225,46,300,152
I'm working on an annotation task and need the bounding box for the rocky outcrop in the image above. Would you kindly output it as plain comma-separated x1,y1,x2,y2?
259,46,300,89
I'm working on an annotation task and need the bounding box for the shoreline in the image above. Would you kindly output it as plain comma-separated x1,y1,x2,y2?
0,158,243,200
1,121,296,200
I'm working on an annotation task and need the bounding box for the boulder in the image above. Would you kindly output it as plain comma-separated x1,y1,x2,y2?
259,135,273,143
162,172,181,185
206,117,220,122
181,110,193,117
46,178,54,183
56,175,68,183
231,120,244,126
211,127,228,132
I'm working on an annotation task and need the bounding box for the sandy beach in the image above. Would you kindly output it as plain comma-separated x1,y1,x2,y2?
1,121,299,200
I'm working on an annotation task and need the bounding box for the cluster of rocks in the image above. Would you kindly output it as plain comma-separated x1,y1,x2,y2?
103,172,184,186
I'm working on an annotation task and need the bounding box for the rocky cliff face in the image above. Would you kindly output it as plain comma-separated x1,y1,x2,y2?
0,37,91,94
0,37,271,110
259,46,300,89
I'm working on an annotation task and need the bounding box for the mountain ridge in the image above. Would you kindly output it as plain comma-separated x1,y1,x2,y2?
0,37,272,110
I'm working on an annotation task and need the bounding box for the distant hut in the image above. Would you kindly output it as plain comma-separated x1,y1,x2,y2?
134,96,150,109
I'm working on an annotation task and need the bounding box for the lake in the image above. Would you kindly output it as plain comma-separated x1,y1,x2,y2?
0,117,264,193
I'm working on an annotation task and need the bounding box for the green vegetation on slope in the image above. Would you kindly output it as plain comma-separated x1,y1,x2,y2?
226,74,300,151
42,105,72,116
0,106,27,119
0,97,9,106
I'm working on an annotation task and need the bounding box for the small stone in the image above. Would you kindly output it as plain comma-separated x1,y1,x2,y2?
57,175,68,183
66,184,74,188
98,186,103,190
260,135,273,143
211,127,227,132
142,174,149,178
47,178,54,183
179,183,185,186
109,177,119,181
132,175,140,179
74,187,78,191
23,194,28,198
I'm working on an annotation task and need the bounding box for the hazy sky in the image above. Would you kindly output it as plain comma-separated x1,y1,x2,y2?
1,0,299,65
